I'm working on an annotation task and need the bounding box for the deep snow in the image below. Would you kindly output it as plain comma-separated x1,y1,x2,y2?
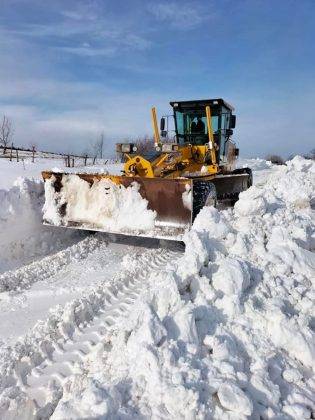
0,155,314,419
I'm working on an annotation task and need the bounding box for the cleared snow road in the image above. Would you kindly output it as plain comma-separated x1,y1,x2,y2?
0,235,150,345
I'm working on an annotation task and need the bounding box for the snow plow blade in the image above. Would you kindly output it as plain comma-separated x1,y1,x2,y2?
42,172,193,241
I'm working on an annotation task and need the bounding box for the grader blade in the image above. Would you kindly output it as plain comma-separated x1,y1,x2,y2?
42,172,193,240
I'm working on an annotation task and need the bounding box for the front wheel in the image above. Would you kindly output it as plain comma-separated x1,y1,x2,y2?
192,181,217,221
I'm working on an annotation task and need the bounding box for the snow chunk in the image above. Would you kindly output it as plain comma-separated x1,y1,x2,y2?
126,303,167,351
182,183,192,210
212,257,250,297
171,304,199,344
192,206,231,240
234,186,267,216
217,382,253,416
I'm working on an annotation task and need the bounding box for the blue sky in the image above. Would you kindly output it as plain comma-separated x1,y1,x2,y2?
0,0,314,157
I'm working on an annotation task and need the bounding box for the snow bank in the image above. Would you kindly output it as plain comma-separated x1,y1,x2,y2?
237,157,273,171
43,175,156,232
37,157,315,418
0,178,79,273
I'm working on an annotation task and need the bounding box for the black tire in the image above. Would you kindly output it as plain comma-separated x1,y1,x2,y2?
192,181,217,221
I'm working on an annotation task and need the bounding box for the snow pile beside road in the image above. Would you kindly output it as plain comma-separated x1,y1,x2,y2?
0,178,79,273
237,157,273,171
48,157,315,418
44,175,156,232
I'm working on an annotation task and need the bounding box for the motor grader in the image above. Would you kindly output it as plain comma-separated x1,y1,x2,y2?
42,98,252,240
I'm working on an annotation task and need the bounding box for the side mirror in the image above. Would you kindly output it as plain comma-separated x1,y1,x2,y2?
160,117,165,131
226,129,233,136
161,130,167,138
235,148,239,157
230,115,236,129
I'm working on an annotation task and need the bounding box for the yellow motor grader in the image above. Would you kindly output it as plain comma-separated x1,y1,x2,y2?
42,98,252,240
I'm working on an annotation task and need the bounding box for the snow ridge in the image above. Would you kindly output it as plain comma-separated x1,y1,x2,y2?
0,235,103,293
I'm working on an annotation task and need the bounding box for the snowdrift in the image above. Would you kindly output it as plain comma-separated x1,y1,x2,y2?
0,157,314,419
0,178,80,273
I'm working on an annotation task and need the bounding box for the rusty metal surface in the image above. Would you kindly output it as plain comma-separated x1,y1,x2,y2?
119,176,193,226
211,173,249,197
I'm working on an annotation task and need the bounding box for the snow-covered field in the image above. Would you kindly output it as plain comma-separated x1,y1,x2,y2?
0,156,314,419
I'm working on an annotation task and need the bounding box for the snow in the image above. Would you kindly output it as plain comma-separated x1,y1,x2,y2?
43,175,156,232
0,157,122,190
0,155,314,419
0,177,80,273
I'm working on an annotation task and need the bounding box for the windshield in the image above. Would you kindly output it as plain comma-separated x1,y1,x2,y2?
175,110,219,145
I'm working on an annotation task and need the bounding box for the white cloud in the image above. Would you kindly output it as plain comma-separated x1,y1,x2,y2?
3,7,152,57
150,1,210,29
0,78,174,155
59,45,117,57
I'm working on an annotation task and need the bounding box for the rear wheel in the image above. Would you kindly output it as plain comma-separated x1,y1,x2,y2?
192,181,217,221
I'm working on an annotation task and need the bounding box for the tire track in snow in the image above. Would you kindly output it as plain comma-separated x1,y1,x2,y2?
0,235,103,293
7,249,180,419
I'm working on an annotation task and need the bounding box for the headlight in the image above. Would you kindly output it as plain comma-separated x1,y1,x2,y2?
162,143,179,153
155,146,161,152
121,143,132,153
116,143,138,153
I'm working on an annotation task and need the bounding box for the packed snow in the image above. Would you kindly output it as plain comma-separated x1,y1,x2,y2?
0,155,314,419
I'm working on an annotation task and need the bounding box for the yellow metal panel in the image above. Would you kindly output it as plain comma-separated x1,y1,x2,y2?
151,107,160,146
206,105,217,166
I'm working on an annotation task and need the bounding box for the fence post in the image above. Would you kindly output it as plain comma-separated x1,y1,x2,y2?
84,154,87,166
32,146,35,163
10,143,13,162
16,149,19,162
72,158,74,167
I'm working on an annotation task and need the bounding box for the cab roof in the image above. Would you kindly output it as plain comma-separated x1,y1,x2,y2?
169,98,234,112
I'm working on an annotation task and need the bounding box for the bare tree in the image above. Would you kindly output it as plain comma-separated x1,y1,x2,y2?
135,135,155,154
92,132,105,160
0,116,13,154
99,132,104,159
